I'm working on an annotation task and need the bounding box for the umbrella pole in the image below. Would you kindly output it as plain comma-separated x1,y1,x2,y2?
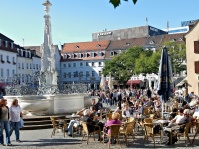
162,96,164,119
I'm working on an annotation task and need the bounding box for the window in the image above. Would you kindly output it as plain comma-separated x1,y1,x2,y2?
78,53,81,58
22,74,24,82
74,71,78,77
99,62,102,66
5,41,8,47
92,62,95,67
18,63,20,69
71,53,74,59
11,43,13,49
86,62,89,66
86,71,90,77
12,70,15,76
91,52,94,58
27,63,29,69
84,53,87,58
22,63,24,69
36,64,38,69
63,73,66,78
98,51,102,57
33,64,35,69
12,57,15,63
7,69,9,77
99,71,102,77
6,56,9,61
110,51,114,56
92,71,95,77
63,64,66,68
0,39,1,46
1,68,3,77
80,62,83,67
68,72,71,78
63,54,67,59
68,63,71,67
30,64,32,69
73,63,76,67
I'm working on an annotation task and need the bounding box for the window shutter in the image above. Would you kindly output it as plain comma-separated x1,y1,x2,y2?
194,41,199,54
195,61,199,73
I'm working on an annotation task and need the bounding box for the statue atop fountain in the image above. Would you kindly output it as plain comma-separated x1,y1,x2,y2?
39,0,59,94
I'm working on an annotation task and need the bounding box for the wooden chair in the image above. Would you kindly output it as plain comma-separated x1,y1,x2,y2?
177,122,191,146
119,121,135,146
50,117,67,138
143,118,153,123
103,124,121,149
81,121,101,144
71,122,82,138
106,113,112,121
143,123,162,146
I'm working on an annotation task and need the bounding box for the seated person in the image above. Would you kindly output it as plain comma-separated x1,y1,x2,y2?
89,106,97,120
144,98,154,107
104,112,122,135
168,108,184,127
92,98,103,112
137,102,144,115
122,103,131,118
114,101,122,113
82,109,103,140
164,109,191,145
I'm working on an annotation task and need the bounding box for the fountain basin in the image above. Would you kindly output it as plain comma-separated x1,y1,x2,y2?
4,94,99,115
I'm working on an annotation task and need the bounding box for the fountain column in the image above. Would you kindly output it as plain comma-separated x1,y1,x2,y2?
40,0,57,87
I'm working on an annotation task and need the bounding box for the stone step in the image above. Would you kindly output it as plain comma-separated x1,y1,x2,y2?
21,115,70,130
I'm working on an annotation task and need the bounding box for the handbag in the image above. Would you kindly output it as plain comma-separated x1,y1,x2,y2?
19,118,24,128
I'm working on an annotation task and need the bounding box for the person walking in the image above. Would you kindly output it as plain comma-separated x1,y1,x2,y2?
9,99,22,143
0,99,12,146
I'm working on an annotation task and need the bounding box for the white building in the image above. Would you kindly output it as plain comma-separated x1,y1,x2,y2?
0,33,17,86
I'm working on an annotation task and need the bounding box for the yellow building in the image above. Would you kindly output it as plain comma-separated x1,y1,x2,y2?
185,21,199,95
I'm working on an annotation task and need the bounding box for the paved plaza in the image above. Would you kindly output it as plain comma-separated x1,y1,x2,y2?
0,128,198,149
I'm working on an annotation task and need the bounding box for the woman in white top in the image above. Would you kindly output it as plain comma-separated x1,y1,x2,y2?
9,99,22,142
122,103,131,118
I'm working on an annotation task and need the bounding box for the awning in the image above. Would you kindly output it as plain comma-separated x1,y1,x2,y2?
176,77,187,87
126,80,141,85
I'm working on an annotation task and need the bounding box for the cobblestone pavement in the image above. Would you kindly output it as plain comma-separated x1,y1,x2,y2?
1,128,199,149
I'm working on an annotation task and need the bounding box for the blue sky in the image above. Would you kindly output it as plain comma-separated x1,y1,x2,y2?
0,0,198,47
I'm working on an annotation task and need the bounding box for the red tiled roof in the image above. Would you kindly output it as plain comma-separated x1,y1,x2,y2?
62,40,110,53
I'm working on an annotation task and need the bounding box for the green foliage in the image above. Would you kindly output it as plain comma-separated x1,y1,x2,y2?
109,0,137,8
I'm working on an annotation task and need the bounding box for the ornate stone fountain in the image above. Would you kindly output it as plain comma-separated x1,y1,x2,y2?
4,0,98,115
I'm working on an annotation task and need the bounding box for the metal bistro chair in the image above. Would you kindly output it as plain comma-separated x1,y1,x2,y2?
177,122,191,146
50,117,67,138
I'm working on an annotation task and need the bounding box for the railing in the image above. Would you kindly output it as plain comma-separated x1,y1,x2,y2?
5,83,88,96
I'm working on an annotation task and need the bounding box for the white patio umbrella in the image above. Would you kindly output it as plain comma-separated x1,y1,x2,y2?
108,75,113,90
99,74,106,90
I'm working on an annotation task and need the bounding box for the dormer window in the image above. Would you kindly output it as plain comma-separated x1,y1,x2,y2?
179,38,183,41
11,43,13,49
124,42,130,46
63,54,67,59
110,51,114,56
149,40,155,44
84,53,87,58
5,41,8,47
78,53,81,58
96,44,101,47
172,38,176,42
75,45,79,49
91,52,94,58
70,53,74,59
98,51,102,57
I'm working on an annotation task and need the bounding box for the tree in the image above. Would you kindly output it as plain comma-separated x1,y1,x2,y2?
109,0,138,8
160,42,186,75
102,46,144,85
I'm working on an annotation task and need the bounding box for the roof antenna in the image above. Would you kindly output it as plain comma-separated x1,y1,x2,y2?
146,17,148,26
22,38,24,47
167,21,169,33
